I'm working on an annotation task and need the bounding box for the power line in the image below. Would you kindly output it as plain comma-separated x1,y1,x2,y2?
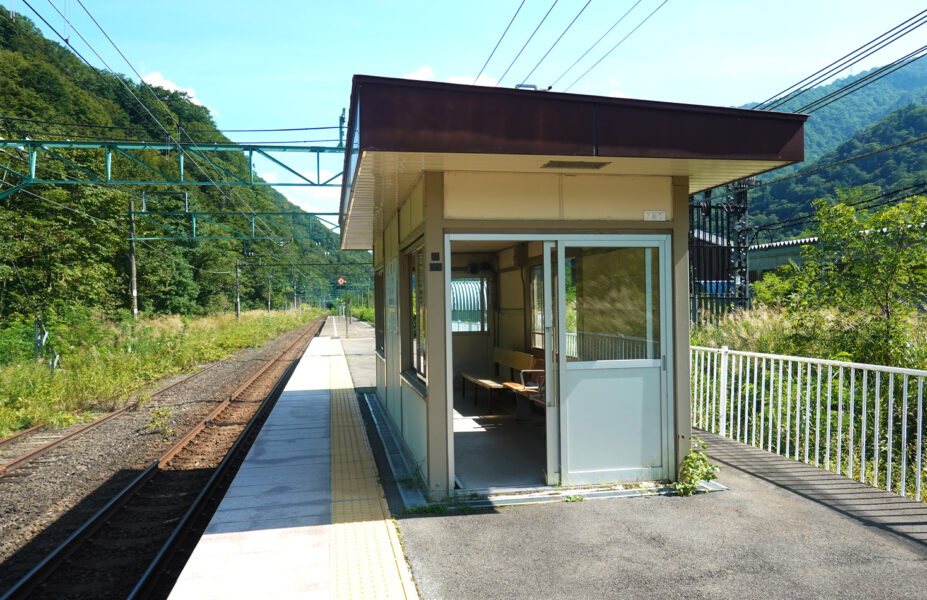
694,132,927,205
496,0,559,86
564,0,670,92
755,9,927,111
798,45,927,114
53,0,301,276
0,115,339,133
519,0,592,86
0,178,233,274
548,0,642,89
758,180,927,235
474,0,526,85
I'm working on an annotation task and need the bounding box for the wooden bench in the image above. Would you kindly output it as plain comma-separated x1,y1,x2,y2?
503,360,546,420
461,347,535,411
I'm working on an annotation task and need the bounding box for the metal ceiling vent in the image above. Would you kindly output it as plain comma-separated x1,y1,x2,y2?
541,160,610,170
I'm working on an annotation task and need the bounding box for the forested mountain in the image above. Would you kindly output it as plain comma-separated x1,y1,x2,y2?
750,103,927,234
738,59,927,238
0,10,367,322
742,59,927,163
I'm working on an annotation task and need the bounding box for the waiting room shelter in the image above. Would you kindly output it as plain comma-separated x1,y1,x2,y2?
338,75,806,499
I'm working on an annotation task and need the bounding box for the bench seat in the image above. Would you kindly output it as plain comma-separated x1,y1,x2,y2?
460,347,535,410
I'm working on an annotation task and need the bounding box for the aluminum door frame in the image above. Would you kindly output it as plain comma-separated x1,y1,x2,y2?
556,235,674,484
444,233,675,491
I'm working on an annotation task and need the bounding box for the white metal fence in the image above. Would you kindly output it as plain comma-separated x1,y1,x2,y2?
692,346,926,502
566,331,658,360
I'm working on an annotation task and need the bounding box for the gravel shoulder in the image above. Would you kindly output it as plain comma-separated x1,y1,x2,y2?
0,320,319,591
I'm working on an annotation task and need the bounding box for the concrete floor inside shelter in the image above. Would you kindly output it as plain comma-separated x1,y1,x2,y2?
453,388,547,492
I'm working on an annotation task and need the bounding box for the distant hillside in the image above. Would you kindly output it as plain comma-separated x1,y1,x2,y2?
750,103,927,233
0,10,365,320
742,59,927,163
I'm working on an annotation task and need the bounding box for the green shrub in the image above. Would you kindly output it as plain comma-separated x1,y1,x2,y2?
0,309,323,437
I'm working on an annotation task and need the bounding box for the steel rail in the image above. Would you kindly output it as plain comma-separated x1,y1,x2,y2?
0,318,322,600
128,322,320,598
0,357,232,478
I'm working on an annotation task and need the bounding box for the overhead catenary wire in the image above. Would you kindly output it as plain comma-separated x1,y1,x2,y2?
518,0,592,87
3,9,346,294
756,180,927,236
55,0,316,281
474,0,526,85
563,0,670,92
45,0,289,247
754,9,927,111
0,115,340,133
548,0,642,89
0,178,233,275
496,0,560,86
694,132,927,206
796,45,927,114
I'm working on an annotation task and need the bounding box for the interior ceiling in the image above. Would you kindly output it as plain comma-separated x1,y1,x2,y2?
342,150,791,250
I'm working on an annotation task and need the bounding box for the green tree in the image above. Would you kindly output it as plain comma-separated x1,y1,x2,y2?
788,192,927,365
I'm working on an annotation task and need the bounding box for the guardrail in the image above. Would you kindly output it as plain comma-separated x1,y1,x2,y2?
566,331,658,360
692,346,925,502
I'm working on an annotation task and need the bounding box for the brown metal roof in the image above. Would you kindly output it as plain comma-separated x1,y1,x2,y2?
339,75,807,249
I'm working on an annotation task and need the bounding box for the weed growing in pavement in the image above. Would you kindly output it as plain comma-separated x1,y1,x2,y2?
400,503,449,515
563,495,584,502
674,437,720,496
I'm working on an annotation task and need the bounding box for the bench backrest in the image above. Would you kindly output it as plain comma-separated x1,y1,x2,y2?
492,347,535,373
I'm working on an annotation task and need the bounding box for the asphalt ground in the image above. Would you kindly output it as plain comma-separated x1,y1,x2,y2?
396,433,927,600
330,317,927,599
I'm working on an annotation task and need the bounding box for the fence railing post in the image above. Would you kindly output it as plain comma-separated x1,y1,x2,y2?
718,346,729,435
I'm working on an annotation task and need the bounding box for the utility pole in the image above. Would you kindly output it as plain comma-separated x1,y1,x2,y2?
235,260,241,320
730,177,754,311
267,275,271,313
129,198,138,320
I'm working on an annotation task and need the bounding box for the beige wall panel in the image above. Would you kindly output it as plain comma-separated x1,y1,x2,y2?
498,247,516,270
385,216,399,259
499,309,525,351
399,201,412,242
410,179,424,228
562,175,673,220
498,269,524,309
373,233,384,268
401,380,428,474
444,171,560,220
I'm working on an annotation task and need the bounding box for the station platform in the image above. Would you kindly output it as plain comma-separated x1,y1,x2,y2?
168,317,417,600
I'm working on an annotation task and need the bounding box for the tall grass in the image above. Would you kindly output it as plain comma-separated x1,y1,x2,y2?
691,306,927,368
0,309,323,437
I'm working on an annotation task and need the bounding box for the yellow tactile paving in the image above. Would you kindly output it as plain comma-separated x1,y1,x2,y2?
329,340,418,600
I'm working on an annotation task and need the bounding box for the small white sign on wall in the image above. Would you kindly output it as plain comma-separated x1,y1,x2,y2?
643,210,667,221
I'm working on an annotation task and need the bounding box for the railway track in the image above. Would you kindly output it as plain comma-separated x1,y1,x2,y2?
0,318,323,600
0,357,232,478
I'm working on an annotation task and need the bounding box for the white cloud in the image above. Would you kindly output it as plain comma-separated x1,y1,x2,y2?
607,76,628,98
402,65,435,81
446,73,497,87
142,71,203,107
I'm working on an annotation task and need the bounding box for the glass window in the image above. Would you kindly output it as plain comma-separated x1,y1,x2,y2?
564,246,661,361
374,269,384,352
529,265,544,349
450,277,488,332
409,246,426,378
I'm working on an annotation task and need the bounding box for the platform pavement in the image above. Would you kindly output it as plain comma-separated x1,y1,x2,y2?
168,318,416,599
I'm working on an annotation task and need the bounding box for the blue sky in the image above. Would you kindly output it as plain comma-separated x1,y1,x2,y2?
17,0,927,214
